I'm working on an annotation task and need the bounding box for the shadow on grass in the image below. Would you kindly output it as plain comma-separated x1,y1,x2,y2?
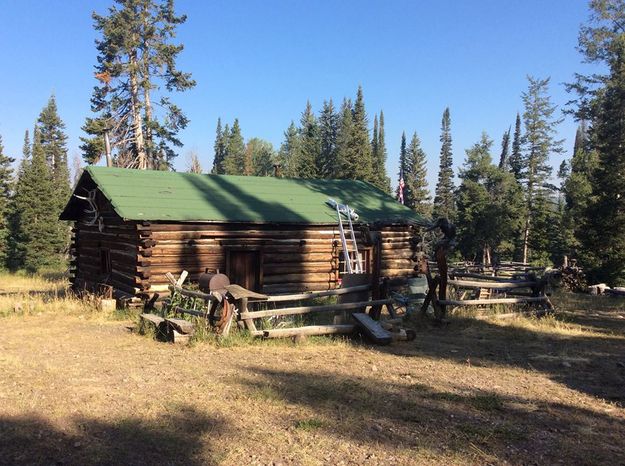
0,406,227,466
371,296,625,404
236,366,625,464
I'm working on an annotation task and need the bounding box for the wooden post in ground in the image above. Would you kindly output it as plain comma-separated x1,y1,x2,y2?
239,297,257,333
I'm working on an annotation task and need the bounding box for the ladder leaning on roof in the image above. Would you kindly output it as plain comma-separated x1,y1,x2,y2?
326,199,363,274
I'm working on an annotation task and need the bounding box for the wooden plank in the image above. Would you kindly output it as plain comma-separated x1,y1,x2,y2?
174,306,210,318
448,278,538,289
260,325,356,338
439,296,548,306
140,313,165,326
266,284,371,302
165,317,195,335
239,299,391,320
351,313,392,345
225,284,269,301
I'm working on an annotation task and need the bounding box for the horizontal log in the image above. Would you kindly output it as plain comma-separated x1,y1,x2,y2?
263,273,337,285
450,272,510,282
262,283,339,294
448,279,539,289
263,253,336,263
258,325,356,338
174,306,212,318
439,296,548,306
151,230,350,240
149,223,338,232
240,299,391,320
168,284,218,301
264,284,372,302
264,264,336,275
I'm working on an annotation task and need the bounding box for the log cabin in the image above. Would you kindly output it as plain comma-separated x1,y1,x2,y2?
60,167,427,301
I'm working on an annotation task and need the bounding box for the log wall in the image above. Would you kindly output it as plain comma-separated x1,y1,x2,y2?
70,219,419,297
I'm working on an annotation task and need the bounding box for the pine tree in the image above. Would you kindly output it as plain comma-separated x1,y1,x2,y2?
519,76,564,263
246,138,275,176
82,0,195,169
317,99,338,178
36,96,71,255
568,0,625,284
11,129,61,272
498,127,511,169
0,135,15,267
371,114,378,167
456,133,524,264
404,132,430,216
371,111,391,192
212,118,226,174
222,119,246,175
296,101,321,179
433,107,455,220
187,151,202,173
335,98,358,179
561,122,597,259
509,113,523,179
396,132,408,202
351,86,374,182
277,122,302,178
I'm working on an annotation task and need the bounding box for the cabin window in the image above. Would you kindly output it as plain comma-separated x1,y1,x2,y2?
100,248,112,275
339,248,371,275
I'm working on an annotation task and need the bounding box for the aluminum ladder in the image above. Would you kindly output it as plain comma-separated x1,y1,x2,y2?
328,199,363,274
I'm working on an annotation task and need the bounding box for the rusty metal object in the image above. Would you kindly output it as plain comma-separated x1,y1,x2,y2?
198,269,230,294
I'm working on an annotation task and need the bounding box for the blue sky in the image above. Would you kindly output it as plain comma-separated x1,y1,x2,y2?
0,0,594,189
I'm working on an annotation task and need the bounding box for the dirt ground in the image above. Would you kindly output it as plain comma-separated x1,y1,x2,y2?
0,291,624,465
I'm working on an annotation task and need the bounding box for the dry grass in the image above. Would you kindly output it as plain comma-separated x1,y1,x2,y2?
0,277,624,465
0,271,129,320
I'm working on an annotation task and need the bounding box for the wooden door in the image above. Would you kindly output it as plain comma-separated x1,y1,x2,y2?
227,250,262,292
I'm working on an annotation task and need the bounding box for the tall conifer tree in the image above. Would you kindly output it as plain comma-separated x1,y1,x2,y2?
296,101,321,179
371,111,391,192
11,128,61,271
498,127,511,169
351,86,374,182
0,135,15,267
433,107,455,220
36,96,71,253
335,98,358,179
317,99,338,179
456,133,523,263
404,132,430,215
223,119,246,175
509,113,523,179
519,76,564,263
82,0,195,169
396,132,408,202
568,0,625,284
277,122,302,178
212,118,226,174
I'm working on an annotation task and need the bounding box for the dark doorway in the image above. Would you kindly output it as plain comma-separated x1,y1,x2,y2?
227,249,262,292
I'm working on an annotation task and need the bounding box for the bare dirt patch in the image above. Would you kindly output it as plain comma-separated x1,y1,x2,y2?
0,292,624,465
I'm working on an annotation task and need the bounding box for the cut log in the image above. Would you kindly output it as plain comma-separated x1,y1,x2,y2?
240,299,391,320
448,279,539,289
438,296,548,306
165,317,195,335
351,313,392,345
266,284,371,302
260,325,356,338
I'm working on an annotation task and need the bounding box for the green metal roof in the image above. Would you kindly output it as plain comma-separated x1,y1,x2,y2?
61,166,426,224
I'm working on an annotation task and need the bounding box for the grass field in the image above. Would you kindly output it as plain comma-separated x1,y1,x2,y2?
0,273,624,465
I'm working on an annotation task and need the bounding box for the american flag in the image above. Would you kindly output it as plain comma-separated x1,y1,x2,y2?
398,171,405,204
